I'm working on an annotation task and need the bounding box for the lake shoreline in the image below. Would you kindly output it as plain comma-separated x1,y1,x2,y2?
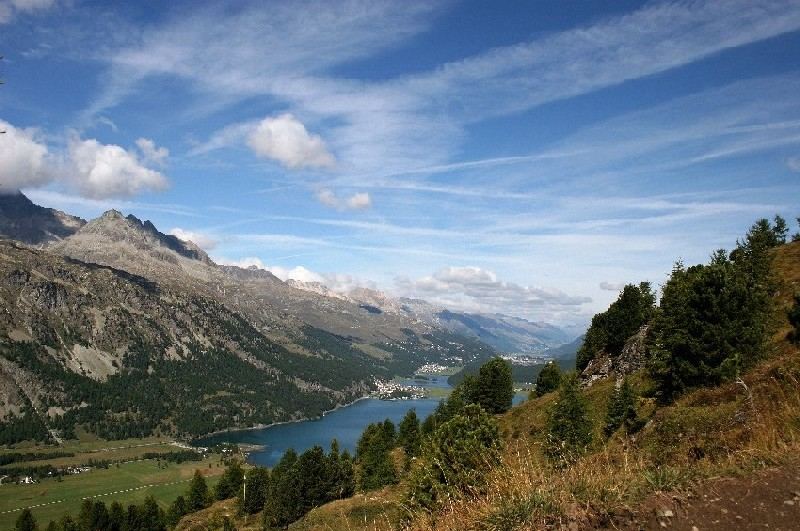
191,394,376,443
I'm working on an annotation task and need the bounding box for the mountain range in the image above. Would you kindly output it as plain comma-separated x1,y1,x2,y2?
0,191,577,441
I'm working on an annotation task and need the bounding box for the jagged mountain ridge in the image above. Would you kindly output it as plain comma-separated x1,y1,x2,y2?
49,209,445,346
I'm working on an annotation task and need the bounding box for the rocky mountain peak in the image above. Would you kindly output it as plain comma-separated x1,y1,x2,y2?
100,209,124,220
54,208,211,265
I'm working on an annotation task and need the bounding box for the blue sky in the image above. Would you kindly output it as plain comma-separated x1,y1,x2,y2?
1,0,799,330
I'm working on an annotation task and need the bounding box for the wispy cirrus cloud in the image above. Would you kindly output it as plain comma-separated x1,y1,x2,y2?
89,0,800,181
0,0,58,24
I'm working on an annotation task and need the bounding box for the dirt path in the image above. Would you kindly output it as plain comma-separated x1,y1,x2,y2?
606,464,800,530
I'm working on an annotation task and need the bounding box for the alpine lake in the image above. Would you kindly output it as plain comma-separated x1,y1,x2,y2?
195,375,526,466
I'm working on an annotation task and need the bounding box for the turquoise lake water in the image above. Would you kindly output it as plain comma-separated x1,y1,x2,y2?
195,377,526,467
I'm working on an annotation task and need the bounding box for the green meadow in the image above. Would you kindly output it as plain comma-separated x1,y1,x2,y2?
0,439,224,529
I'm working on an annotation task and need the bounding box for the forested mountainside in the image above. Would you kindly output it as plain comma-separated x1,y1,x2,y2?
0,238,493,442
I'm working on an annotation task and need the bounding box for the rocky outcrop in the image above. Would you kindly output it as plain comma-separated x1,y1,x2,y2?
580,325,648,386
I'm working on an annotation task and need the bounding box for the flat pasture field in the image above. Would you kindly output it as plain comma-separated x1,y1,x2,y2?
0,436,180,469
0,442,224,529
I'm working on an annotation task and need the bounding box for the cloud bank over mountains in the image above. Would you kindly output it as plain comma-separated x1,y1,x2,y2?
0,120,169,199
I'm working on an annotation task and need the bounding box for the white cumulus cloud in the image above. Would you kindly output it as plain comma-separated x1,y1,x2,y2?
787,156,800,172
68,138,169,199
247,114,335,170
346,192,372,210
315,188,372,211
136,138,169,166
265,265,326,284
168,228,217,250
0,119,51,192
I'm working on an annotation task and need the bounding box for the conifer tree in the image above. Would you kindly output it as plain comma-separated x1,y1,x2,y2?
77,499,94,530
55,516,79,531
296,446,332,513
15,509,37,531
546,373,592,463
263,448,301,528
398,409,422,459
405,404,501,512
325,440,355,500
532,362,562,398
604,378,637,436
789,294,800,345
357,421,398,491
108,501,125,531
187,470,211,511
773,215,789,243
649,219,778,402
239,467,270,515
166,495,188,527
474,357,514,414
214,460,245,500
140,496,165,531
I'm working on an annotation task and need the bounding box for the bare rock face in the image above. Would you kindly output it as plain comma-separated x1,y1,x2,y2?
581,325,649,387
615,325,649,375
581,353,612,387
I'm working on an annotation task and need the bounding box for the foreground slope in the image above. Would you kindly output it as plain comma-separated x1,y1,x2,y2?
273,240,800,531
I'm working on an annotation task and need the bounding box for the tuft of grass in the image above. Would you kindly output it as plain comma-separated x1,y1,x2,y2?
477,491,560,531
641,466,690,492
